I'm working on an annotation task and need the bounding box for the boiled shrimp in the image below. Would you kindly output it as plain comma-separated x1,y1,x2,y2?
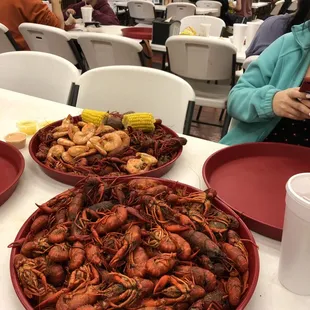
137,152,158,165
52,115,73,133
95,125,115,136
125,158,149,174
68,146,90,157
47,145,65,160
62,152,75,164
73,124,96,145
88,136,107,156
68,124,80,141
101,133,122,152
52,131,68,139
115,131,130,148
57,138,75,147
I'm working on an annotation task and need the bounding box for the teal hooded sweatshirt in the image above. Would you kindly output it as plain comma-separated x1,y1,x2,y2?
220,21,310,146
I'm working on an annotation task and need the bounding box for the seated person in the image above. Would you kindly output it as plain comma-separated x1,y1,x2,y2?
0,0,64,50
220,21,310,147
64,0,119,25
246,0,310,57
226,0,253,25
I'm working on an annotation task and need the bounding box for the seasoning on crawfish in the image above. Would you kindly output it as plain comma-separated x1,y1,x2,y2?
10,177,252,309
35,114,186,177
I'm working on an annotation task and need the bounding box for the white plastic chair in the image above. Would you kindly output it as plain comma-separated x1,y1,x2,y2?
127,0,156,23
270,0,285,15
236,55,259,78
74,66,195,134
172,0,190,2
166,36,237,136
196,1,222,17
166,3,196,21
287,0,298,12
18,23,85,71
180,16,225,36
77,33,143,69
0,51,80,104
0,23,19,53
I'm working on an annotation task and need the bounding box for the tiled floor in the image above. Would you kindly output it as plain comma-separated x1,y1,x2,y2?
152,52,224,143
190,106,223,142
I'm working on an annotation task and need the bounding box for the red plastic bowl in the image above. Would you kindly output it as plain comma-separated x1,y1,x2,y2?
10,177,259,310
29,118,183,186
0,141,25,206
121,27,152,40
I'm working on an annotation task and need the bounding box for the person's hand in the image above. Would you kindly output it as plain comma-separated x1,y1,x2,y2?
66,8,76,16
272,88,310,120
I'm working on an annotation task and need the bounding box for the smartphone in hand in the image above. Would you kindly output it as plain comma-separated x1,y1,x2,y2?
300,77,310,93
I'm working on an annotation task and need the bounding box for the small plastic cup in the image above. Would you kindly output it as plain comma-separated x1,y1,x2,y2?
199,24,211,37
81,6,93,23
4,132,27,149
16,121,37,135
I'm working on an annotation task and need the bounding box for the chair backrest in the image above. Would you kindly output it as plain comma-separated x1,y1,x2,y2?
243,55,259,71
0,51,80,103
196,0,222,8
166,36,236,81
270,0,285,15
75,66,195,133
18,23,78,65
288,0,298,11
127,1,155,20
77,33,143,69
172,0,190,2
180,15,225,36
196,1,222,17
0,23,18,53
166,3,196,21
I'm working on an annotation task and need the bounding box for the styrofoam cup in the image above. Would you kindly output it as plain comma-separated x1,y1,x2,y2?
42,0,52,11
199,23,211,37
245,22,261,48
81,6,93,23
233,23,247,52
278,173,310,295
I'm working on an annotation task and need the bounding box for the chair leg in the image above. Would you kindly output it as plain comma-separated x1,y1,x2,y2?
196,106,203,120
221,111,231,138
219,109,225,121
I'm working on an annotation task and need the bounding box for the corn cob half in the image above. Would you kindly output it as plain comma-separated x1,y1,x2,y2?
122,113,155,132
81,109,109,126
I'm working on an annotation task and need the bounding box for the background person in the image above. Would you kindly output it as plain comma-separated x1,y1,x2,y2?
64,0,119,25
0,0,64,50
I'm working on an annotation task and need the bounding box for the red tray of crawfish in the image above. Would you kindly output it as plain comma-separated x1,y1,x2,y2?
9,177,259,310
29,116,184,186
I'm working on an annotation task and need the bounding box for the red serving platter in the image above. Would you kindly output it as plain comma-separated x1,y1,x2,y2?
29,117,183,186
203,142,310,241
10,177,259,310
121,27,152,40
0,141,25,206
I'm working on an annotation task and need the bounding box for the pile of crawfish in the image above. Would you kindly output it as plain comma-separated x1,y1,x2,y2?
9,177,251,310
35,115,187,177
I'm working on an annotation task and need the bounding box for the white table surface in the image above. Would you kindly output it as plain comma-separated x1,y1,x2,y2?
0,88,310,309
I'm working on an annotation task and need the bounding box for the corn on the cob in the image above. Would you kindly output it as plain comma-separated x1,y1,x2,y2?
81,109,109,126
122,113,155,132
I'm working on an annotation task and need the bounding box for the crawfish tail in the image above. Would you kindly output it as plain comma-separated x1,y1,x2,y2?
180,230,225,259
